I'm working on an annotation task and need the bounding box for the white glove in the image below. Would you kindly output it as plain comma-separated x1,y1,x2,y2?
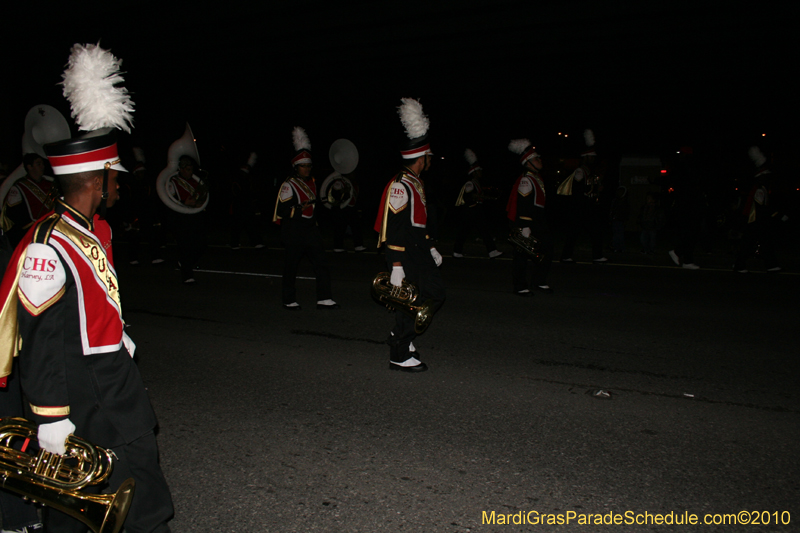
122,331,136,358
521,227,531,238
781,215,789,222
390,266,405,287
430,247,442,267
38,418,76,455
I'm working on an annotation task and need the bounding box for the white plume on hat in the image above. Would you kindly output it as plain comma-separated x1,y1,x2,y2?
584,129,595,147
748,146,766,168
292,127,311,151
61,43,134,133
398,98,429,140
464,149,477,165
508,139,531,155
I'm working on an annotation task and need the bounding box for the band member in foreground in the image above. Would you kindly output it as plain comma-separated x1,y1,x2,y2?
374,98,445,372
273,127,339,310
453,148,502,259
507,139,554,295
0,43,173,532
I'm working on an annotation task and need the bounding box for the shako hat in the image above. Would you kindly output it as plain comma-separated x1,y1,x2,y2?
398,98,430,159
464,148,482,175
43,43,133,176
580,129,597,157
508,139,539,166
291,127,312,166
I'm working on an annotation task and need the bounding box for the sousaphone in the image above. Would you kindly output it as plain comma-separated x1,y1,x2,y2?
156,123,209,214
0,105,70,207
322,139,359,207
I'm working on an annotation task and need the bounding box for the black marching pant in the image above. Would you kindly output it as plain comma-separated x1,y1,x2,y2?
513,220,553,291
453,205,497,255
282,227,333,304
44,431,173,533
385,245,446,361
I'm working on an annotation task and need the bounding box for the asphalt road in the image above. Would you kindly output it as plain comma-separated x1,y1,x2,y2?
118,239,799,532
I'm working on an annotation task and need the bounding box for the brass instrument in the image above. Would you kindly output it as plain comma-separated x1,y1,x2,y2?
157,123,209,214
371,273,434,334
584,173,602,203
326,178,353,208
0,417,135,533
508,228,544,262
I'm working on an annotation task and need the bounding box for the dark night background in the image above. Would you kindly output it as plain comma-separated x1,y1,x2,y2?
3,0,798,221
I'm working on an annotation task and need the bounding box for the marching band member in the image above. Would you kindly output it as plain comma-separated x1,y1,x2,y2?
557,129,608,263
0,153,59,247
374,98,445,372
166,154,208,283
733,146,786,273
0,43,173,533
273,127,339,310
319,170,366,253
507,139,554,295
453,148,502,259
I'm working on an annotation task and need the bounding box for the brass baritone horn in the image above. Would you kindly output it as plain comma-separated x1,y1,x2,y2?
371,273,434,334
508,228,544,262
0,417,135,533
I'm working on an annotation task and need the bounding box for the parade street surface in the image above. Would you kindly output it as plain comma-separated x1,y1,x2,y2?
119,241,799,532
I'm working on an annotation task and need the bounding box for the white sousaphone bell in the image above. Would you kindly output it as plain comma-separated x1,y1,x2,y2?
156,123,208,214
0,105,71,207
322,139,359,208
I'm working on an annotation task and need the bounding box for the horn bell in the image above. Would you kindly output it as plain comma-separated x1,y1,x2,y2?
156,123,209,214
328,138,359,175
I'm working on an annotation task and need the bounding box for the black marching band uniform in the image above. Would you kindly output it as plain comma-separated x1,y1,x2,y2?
453,149,502,259
374,98,445,372
229,152,265,249
557,129,607,262
166,155,208,283
0,43,173,533
319,170,366,252
733,146,787,273
273,127,339,310
507,139,554,295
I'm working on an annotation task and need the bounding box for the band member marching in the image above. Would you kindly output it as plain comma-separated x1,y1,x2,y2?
453,148,502,258
1,153,60,248
557,129,607,263
0,43,173,533
273,127,339,310
319,139,366,253
507,139,554,295
374,98,446,372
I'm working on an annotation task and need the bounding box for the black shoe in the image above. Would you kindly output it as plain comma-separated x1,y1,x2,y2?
389,360,428,373
283,303,302,311
515,289,533,297
536,285,554,293
316,300,340,310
